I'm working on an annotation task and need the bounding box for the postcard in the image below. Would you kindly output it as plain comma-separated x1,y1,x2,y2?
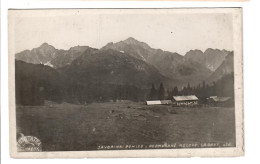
9,8,243,158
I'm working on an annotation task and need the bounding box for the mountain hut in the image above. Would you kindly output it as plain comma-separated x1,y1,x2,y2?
146,100,162,105
172,95,199,106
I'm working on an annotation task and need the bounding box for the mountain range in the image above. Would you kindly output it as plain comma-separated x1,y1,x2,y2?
102,37,215,85
185,48,231,71
16,43,95,68
15,37,234,104
60,48,177,88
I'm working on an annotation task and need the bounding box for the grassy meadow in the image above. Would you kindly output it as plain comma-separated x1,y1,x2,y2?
16,101,236,151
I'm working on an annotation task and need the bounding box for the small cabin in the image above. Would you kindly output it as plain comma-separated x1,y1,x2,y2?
146,100,162,105
207,96,231,106
172,95,199,106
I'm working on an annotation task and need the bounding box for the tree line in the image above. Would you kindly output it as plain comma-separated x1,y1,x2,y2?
148,73,234,103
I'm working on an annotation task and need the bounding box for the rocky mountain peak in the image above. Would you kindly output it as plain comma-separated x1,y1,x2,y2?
39,42,55,50
123,37,150,48
124,37,139,44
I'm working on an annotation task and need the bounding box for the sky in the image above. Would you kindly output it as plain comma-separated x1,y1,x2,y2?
9,9,234,55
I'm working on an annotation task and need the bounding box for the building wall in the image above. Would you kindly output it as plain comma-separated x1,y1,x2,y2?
175,100,198,106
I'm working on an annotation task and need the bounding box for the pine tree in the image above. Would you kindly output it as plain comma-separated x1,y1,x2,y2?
172,86,179,96
187,82,190,89
158,83,165,100
202,80,206,89
187,82,191,95
149,84,157,100
167,89,172,99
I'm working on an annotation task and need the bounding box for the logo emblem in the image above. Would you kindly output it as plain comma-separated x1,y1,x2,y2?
17,133,42,152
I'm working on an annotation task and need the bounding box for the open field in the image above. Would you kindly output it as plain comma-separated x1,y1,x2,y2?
16,101,236,151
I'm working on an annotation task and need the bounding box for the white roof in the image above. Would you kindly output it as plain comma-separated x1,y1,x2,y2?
172,95,198,101
210,96,231,102
146,100,162,105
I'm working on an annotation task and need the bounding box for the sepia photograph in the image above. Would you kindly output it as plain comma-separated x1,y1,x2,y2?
8,8,243,158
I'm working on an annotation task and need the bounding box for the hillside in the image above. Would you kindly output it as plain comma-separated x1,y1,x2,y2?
60,48,175,89
185,48,231,71
16,43,57,65
15,43,95,68
102,37,212,85
15,60,66,105
207,52,234,83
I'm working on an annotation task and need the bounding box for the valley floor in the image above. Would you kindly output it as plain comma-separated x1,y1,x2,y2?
16,101,236,151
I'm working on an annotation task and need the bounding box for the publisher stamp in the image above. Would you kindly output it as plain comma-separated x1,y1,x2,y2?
17,134,42,152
